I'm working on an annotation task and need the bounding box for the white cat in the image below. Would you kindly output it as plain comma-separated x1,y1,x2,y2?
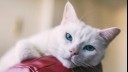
0,2,120,72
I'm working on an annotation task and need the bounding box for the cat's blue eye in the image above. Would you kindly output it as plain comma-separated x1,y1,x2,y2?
65,33,72,41
83,45,95,51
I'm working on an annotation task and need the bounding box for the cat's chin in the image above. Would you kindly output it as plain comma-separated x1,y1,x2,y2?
70,56,81,66
70,56,88,67
62,60,76,68
56,56,76,68
62,57,81,68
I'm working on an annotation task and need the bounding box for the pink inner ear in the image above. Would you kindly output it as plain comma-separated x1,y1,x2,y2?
99,27,121,42
62,1,78,22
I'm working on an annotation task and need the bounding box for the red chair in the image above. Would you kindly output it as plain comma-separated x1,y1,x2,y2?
6,56,102,72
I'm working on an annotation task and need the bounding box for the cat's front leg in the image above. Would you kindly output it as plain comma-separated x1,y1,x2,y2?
15,40,41,62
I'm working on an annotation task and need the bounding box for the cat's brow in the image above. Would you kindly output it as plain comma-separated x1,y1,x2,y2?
75,26,86,40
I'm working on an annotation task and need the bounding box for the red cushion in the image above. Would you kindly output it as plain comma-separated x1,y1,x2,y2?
6,56,102,72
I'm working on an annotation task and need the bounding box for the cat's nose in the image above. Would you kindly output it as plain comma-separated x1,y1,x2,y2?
69,48,78,56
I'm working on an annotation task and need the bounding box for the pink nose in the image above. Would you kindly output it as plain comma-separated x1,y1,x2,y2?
69,48,78,56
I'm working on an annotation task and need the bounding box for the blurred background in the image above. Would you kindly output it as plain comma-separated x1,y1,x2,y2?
0,0,127,72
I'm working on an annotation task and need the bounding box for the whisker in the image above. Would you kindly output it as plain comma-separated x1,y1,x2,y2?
78,66,82,72
81,55,99,72
85,62,99,72
71,68,75,72
75,57,99,72
76,60,95,72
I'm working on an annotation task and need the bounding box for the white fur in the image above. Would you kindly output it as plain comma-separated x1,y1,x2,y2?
0,1,120,72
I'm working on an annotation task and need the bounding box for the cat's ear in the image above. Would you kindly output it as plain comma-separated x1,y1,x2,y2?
62,1,78,22
99,27,121,42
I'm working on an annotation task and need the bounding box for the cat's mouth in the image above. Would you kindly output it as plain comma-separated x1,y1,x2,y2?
70,56,89,67
69,55,81,66
64,54,88,67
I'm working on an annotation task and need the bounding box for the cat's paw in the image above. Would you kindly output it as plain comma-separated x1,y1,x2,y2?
15,40,41,62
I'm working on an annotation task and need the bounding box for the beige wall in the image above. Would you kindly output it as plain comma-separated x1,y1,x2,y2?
90,1,127,72
102,5,127,72
0,0,41,55
0,0,54,55
0,0,127,72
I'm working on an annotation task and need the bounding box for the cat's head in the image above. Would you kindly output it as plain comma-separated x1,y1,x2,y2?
54,2,120,68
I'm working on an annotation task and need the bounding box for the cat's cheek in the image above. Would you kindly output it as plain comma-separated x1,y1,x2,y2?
62,51,71,59
58,47,71,59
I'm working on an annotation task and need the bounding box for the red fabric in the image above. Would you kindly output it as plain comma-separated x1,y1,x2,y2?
6,56,102,72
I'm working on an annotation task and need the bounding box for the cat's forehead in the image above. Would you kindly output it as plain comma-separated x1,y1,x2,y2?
63,21,98,34
62,20,86,31
61,20,99,41
75,25,99,40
